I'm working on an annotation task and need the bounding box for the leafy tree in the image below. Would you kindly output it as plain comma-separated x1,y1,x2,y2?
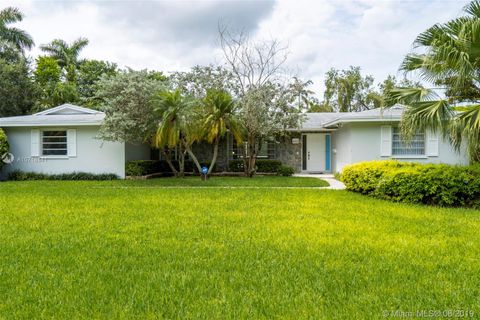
33,56,78,110
96,69,166,144
366,75,421,109
0,7,34,56
238,83,304,176
152,89,204,176
0,128,8,171
322,66,375,112
203,89,242,174
289,77,316,112
0,58,37,116
219,26,304,176
40,37,89,82
77,60,118,107
170,65,238,97
389,0,480,162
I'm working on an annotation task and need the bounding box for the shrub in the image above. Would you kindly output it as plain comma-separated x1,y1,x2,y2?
342,160,480,208
277,165,295,176
228,159,282,173
0,128,8,171
125,160,215,176
342,160,413,194
8,171,119,181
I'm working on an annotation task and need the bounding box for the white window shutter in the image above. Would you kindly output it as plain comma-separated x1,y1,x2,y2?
380,125,392,157
31,129,40,157
426,130,439,157
67,129,77,157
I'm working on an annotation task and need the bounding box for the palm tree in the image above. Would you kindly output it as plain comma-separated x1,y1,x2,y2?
40,37,89,82
153,89,203,176
289,77,315,112
0,7,34,54
390,0,480,162
203,89,242,174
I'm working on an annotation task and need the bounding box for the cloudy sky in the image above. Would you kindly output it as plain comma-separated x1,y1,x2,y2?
0,0,470,93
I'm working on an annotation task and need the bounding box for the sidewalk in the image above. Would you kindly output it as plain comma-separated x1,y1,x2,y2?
294,173,346,190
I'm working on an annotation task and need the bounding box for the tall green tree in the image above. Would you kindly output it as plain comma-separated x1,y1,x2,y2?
40,37,89,82
322,66,375,112
366,75,421,109
77,59,118,107
390,0,480,162
0,7,34,56
289,77,316,112
203,89,242,174
153,89,204,176
96,69,165,144
0,58,37,116
33,56,78,110
219,25,304,176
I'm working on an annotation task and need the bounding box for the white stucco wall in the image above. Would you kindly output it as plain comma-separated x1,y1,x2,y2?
332,122,469,172
1,126,125,179
331,124,351,172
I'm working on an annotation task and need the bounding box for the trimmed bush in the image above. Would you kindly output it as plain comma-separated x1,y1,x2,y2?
277,165,295,176
125,160,171,176
342,160,480,208
228,159,283,173
8,171,119,181
125,160,215,176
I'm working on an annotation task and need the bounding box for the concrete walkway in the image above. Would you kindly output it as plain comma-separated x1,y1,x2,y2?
294,173,346,190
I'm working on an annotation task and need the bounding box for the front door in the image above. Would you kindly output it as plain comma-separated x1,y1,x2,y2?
303,133,330,172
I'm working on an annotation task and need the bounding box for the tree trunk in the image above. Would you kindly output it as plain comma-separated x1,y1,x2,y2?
160,148,178,176
183,140,202,175
178,145,185,177
208,137,219,175
247,137,257,177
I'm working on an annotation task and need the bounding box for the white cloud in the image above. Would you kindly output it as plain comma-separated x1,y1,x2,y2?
0,0,471,95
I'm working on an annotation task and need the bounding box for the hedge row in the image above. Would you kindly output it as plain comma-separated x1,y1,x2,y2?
228,159,283,173
125,160,215,176
8,171,119,181
125,159,294,176
342,160,480,208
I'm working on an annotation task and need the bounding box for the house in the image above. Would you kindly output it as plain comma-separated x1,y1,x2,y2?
0,104,469,179
0,104,150,179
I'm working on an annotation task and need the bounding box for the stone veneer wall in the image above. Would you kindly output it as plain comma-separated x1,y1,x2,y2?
191,134,303,172
192,138,230,171
275,133,303,172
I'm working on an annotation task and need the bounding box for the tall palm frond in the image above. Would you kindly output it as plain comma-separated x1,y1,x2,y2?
203,89,242,143
0,7,34,53
392,1,480,161
40,37,89,68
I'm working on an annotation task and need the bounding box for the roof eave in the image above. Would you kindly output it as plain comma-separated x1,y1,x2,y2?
322,117,402,127
0,121,102,127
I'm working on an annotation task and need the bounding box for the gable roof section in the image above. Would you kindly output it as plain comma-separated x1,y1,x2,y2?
0,104,105,127
299,105,404,131
34,104,101,116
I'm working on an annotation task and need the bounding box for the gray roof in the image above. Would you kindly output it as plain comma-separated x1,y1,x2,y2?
0,103,404,130
300,105,404,131
0,104,105,127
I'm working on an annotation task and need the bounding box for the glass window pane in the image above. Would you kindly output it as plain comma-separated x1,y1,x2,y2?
42,130,68,156
392,127,425,156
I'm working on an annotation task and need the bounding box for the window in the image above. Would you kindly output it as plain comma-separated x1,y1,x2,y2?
392,127,425,156
42,130,67,156
229,136,276,160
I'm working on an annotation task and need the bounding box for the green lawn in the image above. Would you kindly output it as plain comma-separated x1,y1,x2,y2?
1,179,479,319
123,175,330,187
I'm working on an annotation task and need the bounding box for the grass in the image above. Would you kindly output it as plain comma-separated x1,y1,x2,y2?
122,175,330,187
1,179,480,319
